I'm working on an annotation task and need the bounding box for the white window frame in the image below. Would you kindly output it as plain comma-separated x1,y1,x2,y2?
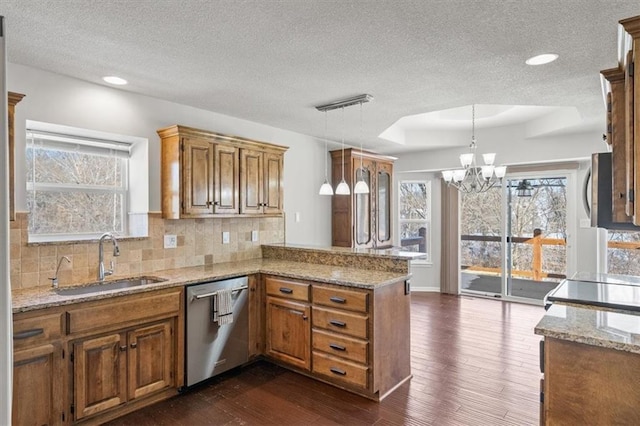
25,120,149,243
398,179,431,263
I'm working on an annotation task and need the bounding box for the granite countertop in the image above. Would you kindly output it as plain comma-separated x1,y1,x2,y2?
535,303,640,355
12,258,411,313
263,243,427,260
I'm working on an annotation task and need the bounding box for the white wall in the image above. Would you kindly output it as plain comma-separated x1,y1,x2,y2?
7,63,332,246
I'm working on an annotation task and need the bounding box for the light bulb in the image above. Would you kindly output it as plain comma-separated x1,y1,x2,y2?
453,169,466,182
481,165,494,180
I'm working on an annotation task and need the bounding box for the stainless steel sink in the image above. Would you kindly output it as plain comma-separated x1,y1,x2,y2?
54,276,166,296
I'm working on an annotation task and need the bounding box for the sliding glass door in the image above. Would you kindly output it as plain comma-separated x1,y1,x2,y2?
460,174,569,302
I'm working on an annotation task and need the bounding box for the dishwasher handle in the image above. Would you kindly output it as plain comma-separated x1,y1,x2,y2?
192,285,248,301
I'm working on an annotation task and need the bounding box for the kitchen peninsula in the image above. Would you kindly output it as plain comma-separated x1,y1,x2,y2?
11,244,422,425
535,274,640,425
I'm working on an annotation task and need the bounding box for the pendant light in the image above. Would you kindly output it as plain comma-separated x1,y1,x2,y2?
318,110,334,195
353,101,370,194
335,106,351,195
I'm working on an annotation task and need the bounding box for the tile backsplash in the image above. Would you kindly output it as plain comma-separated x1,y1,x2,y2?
10,212,284,290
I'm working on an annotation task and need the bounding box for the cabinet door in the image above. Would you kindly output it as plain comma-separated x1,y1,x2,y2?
353,158,374,248
376,162,393,247
263,152,283,214
213,143,240,214
13,343,63,426
127,321,173,400
240,148,264,214
265,296,310,370
182,137,214,216
248,275,264,358
74,333,127,420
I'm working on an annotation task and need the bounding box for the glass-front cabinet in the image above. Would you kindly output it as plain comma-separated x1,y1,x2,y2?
330,148,395,249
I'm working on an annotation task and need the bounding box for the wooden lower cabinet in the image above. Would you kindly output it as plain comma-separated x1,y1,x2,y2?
265,296,311,370
73,320,174,421
12,288,183,425
543,337,640,425
73,333,127,420
13,342,64,425
263,275,411,401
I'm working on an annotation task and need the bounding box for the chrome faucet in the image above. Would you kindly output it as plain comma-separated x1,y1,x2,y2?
98,232,120,281
49,256,71,289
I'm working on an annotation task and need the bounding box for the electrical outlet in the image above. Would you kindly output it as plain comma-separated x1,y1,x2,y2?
164,234,177,249
251,230,259,242
222,231,230,244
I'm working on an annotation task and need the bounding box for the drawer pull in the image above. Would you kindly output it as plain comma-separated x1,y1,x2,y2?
119,345,127,352
130,342,137,349
330,367,347,376
13,328,44,340
279,287,293,294
329,320,346,328
329,343,346,351
329,296,346,304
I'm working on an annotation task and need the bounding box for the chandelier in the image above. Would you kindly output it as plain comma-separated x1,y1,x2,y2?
442,104,506,193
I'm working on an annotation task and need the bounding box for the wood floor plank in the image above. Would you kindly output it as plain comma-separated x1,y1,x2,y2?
106,293,544,426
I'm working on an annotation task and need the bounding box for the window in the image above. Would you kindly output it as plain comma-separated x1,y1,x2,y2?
607,230,640,275
25,121,148,242
398,180,430,259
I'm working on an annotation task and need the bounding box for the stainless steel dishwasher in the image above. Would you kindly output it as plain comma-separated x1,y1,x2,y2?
185,276,249,387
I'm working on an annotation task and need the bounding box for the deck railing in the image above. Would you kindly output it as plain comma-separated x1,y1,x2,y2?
461,231,566,281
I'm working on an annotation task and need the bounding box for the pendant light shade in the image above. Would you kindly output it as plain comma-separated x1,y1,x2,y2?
353,179,369,194
319,179,334,195
336,179,350,195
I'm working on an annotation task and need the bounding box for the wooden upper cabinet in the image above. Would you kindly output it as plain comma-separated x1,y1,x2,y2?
240,148,285,215
620,16,640,224
159,125,286,218
183,137,214,216
331,149,396,248
8,92,25,222
214,143,240,214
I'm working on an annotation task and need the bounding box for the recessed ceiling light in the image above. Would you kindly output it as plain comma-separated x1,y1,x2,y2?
525,53,559,66
103,76,128,85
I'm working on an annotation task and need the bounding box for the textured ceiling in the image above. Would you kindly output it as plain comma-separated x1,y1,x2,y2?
2,1,639,154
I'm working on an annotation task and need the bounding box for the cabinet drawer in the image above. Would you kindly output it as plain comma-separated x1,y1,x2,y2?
312,328,368,364
312,307,368,339
312,286,368,313
13,312,63,350
265,277,309,302
67,291,181,334
312,351,368,389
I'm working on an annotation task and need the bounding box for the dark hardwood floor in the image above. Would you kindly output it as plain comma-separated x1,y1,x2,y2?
107,293,544,425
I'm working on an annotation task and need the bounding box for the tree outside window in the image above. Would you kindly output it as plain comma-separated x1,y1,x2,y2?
399,181,430,258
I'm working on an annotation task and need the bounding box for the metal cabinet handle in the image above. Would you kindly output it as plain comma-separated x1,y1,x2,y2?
329,320,346,328
13,328,44,340
279,287,293,294
329,296,346,304
289,310,307,321
330,367,346,376
329,343,346,351
130,342,137,349
119,345,127,352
